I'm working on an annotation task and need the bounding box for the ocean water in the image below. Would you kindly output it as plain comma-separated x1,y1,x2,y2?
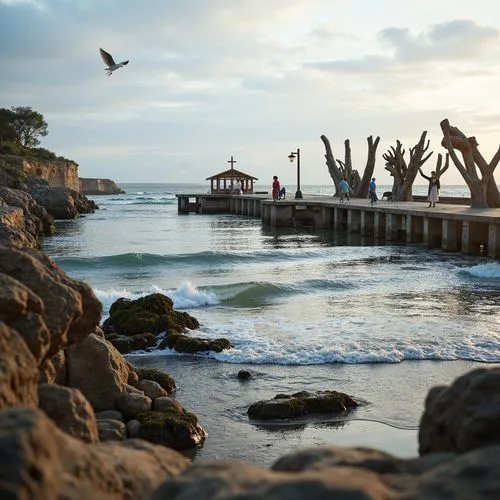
41,183,500,463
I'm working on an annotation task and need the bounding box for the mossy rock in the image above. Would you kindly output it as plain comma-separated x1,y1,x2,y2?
247,390,359,420
109,333,157,354
105,293,198,337
135,410,207,450
135,367,176,394
162,331,232,354
165,310,200,331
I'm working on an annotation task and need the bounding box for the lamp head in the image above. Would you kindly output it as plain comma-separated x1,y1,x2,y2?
288,153,296,163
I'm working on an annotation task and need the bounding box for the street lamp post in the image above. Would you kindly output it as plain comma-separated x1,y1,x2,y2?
288,149,302,199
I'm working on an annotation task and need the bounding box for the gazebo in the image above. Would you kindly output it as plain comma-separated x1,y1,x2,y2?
206,156,258,194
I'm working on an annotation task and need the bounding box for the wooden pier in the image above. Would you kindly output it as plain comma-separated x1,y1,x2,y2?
176,193,500,258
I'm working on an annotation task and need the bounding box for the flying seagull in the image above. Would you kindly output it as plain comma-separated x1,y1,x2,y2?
99,48,129,76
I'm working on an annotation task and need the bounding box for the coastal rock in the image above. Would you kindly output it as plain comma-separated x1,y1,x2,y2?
160,331,232,354
0,407,190,499
136,409,207,450
79,178,125,195
237,370,252,380
96,410,124,422
153,397,181,413
151,445,500,500
127,419,141,438
103,293,199,339
65,333,131,412
247,390,359,420
38,350,66,385
134,367,177,394
38,383,99,443
419,366,500,455
0,322,38,409
0,186,54,236
137,379,169,400
117,393,152,420
0,222,39,249
0,247,102,359
108,332,157,354
97,419,127,442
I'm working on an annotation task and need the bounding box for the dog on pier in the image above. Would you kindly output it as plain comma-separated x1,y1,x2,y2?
382,191,393,201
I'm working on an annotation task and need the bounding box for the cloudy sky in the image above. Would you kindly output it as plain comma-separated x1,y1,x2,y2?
2,0,500,189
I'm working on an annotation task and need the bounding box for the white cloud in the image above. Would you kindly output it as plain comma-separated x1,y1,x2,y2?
1,0,500,188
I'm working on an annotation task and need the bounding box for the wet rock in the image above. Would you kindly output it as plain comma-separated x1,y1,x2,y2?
136,409,207,451
419,366,500,455
247,390,358,420
103,292,199,338
38,384,98,443
237,370,252,380
109,332,157,354
161,331,232,354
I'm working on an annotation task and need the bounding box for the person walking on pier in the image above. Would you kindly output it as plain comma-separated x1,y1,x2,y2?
369,177,378,205
272,175,281,202
339,177,350,203
419,169,440,208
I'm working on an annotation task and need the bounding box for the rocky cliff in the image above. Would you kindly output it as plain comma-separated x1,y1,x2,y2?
0,155,80,191
80,178,125,195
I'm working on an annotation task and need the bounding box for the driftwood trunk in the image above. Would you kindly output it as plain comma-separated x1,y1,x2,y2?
321,134,379,197
383,132,433,201
440,119,500,208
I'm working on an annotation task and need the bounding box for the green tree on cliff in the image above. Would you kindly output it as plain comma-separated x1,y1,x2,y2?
0,108,17,143
8,106,48,148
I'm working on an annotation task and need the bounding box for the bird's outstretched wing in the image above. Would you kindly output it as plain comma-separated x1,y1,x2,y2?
99,48,115,67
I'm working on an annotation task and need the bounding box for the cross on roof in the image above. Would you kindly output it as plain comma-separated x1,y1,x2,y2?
228,155,237,169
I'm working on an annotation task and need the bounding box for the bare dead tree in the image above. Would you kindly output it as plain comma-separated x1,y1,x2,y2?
383,131,433,201
440,119,500,208
321,134,379,197
418,153,450,189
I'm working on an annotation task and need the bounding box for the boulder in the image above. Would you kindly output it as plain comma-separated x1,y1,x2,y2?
248,390,359,420
0,221,39,249
66,334,131,412
95,410,124,422
127,419,141,438
38,384,98,443
103,293,199,338
137,379,169,400
237,370,252,380
97,419,127,442
0,322,38,409
0,246,102,359
135,409,207,451
134,367,176,394
38,350,66,385
419,367,500,455
109,333,157,354
153,397,182,413
0,186,54,236
0,408,190,499
117,393,152,420
161,331,232,354
151,446,500,500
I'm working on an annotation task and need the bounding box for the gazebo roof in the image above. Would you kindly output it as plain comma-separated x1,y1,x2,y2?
206,167,258,181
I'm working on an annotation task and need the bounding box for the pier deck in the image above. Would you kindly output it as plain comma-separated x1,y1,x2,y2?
176,193,500,258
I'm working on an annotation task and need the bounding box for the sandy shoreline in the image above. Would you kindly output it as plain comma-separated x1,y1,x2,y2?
128,354,498,465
